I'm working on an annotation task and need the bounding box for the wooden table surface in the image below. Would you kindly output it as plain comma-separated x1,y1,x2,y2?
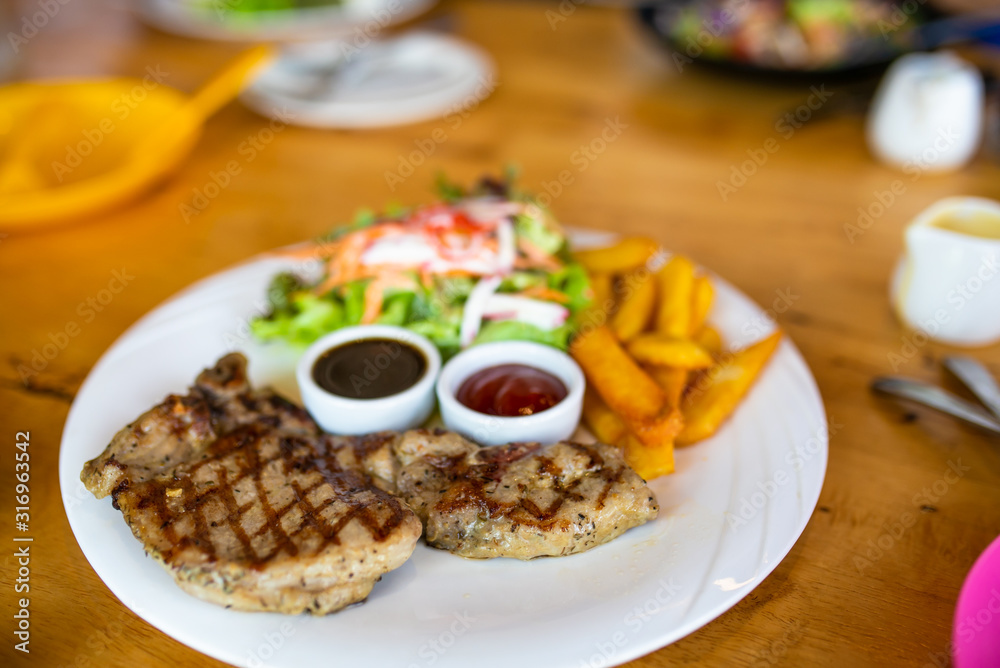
4,1,1000,666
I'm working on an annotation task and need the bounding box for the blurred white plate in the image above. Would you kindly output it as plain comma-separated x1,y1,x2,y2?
134,0,435,42
241,32,494,128
60,234,827,668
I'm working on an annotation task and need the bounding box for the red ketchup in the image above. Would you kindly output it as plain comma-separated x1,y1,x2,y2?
456,364,568,417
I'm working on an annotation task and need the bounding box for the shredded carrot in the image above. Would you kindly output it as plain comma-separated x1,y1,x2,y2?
313,232,369,294
360,273,420,324
361,280,384,324
418,267,434,288
519,285,571,303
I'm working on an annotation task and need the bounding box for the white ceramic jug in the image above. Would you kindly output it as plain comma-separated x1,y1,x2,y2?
867,51,983,172
891,197,1000,347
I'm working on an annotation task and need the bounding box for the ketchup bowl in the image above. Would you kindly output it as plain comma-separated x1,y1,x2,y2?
436,341,585,446
296,325,441,435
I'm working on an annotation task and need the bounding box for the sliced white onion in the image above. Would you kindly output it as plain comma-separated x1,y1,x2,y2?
360,234,437,266
424,256,503,276
459,276,503,347
495,217,516,274
482,294,569,331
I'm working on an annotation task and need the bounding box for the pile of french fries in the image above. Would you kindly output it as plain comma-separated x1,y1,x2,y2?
569,237,782,481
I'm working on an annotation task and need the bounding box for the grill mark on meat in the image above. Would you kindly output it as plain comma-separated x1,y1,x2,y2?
429,448,607,531
181,473,223,559
120,427,267,565
565,441,605,468
114,422,409,570
535,456,561,480
519,497,563,523
393,434,657,559
291,478,330,545
238,394,258,412
306,456,410,544
243,430,292,553
348,432,397,461
595,467,625,510
288,459,371,547
435,481,497,517
266,394,313,423
477,442,541,466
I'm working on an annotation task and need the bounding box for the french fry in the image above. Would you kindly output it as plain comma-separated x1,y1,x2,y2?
570,326,665,420
590,272,614,309
624,407,683,448
610,270,657,341
582,271,615,325
645,365,688,408
677,331,782,446
693,326,723,357
582,388,627,444
626,335,714,370
689,275,714,336
619,433,675,480
575,237,659,274
655,255,696,337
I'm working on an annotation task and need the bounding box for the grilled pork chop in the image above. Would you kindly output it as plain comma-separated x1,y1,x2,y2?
384,429,659,559
80,353,422,615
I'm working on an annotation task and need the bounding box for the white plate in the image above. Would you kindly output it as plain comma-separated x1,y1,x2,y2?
134,0,436,42
59,239,827,668
241,33,495,129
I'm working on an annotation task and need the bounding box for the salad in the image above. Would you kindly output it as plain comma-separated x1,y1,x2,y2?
251,176,592,359
666,0,921,71
191,0,343,14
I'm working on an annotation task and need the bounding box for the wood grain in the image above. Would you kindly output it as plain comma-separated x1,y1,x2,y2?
3,1,1000,666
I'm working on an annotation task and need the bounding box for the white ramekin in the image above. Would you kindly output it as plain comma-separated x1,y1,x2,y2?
436,341,585,446
296,325,441,435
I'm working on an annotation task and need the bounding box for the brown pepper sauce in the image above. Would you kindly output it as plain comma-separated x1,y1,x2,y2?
312,338,427,399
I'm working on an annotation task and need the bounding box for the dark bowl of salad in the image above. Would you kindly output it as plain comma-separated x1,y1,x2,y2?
636,0,934,76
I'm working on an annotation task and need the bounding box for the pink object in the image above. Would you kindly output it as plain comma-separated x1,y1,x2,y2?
954,534,1000,667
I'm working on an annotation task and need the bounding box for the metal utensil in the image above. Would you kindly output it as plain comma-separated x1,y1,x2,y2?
871,376,1000,436
943,356,1000,422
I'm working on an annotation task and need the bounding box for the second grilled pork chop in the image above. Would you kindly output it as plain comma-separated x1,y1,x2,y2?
384,429,658,559
80,353,422,615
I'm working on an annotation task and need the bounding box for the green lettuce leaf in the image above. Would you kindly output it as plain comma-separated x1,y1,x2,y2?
376,293,413,325
547,262,592,314
472,320,573,350
406,310,462,360
435,276,476,306
250,293,344,346
499,271,544,293
435,172,466,203
515,213,565,256
340,280,368,325
264,271,304,315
